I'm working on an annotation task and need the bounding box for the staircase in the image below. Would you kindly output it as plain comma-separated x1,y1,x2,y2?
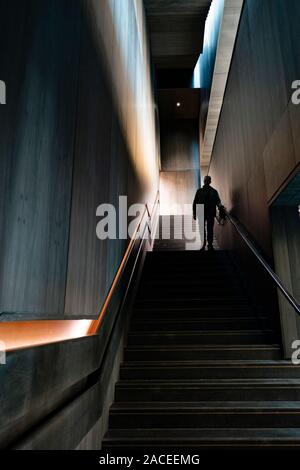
103,250,300,450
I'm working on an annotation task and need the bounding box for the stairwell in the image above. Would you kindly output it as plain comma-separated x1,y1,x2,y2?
103,248,300,450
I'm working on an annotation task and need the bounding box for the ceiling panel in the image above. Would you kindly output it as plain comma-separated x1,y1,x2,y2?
144,0,212,69
145,0,212,15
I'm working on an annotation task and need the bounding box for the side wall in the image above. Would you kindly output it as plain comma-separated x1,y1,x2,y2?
159,119,200,214
0,0,159,319
0,0,81,317
209,0,300,257
271,206,300,357
0,0,159,450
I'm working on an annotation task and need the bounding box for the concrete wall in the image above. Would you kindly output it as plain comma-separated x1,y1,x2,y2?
208,0,300,348
271,206,300,357
0,0,159,319
160,119,200,172
0,0,81,317
0,191,155,450
159,119,200,214
159,118,200,214
197,0,225,170
209,0,300,257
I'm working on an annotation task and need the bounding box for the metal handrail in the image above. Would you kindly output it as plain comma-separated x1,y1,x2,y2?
88,191,160,334
225,210,300,316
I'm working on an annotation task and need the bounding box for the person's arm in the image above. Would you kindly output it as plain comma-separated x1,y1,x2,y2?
215,191,226,221
215,191,222,208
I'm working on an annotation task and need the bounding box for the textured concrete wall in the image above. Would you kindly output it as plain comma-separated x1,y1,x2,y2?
209,0,300,257
0,0,81,316
0,0,159,319
0,0,159,449
271,206,300,357
0,227,151,449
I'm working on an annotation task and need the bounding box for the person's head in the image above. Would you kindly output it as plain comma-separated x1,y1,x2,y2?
204,176,212,186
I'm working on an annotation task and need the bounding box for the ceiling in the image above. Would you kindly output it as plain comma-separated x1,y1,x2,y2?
144,0,212,69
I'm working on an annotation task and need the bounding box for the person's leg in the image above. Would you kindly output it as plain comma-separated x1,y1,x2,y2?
207,216,215,248
196,205,206,250
203,218,207,248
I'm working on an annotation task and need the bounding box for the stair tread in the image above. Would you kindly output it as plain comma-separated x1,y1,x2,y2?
136,298,247,302
129,330,275,334
134,307,252,313
121,360,292,368
125,344,281,350
131,320,266,325
135,307,252,311
103,427,300,443
130,321,271,331
117,378,300,386
131,318,266,323
111,401,300,412
105,244,286,447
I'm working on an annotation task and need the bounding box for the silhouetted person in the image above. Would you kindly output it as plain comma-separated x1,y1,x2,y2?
193,176,221,251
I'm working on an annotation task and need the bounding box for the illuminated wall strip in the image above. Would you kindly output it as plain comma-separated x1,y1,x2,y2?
0,320,93,353
0,194,159,352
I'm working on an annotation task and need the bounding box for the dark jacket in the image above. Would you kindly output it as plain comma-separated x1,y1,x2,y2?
193,185,221,219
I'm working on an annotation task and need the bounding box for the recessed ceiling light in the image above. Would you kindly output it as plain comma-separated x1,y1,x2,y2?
176,102,181,107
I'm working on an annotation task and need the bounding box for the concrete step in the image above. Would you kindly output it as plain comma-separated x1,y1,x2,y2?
115,379,300,402
137,289,242,300
102,427,300,449
145,250,230,259
142,260,234,271
142,266,236,274
140,280,241,290
120,361,300,380
135,298,249,309
127,330,278,347
120,361,300,381
109,401,300,429
148,280,238,288
103,246,284,448
132,307,255,319
142,274,238,284
130,318,268,332
124,345,282,361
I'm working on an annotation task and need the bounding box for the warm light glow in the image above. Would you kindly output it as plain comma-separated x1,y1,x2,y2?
0,320,93,352
160,173,195,216
0,193,159,352
176,102,181,107
0,1,160,354
92,0,159,195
